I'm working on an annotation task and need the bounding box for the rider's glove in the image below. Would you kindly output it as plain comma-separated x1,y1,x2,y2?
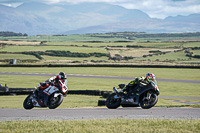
49,81,54,86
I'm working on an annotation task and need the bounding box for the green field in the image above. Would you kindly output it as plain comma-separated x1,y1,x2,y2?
0,54,38,60
0,67,199,108
136,51,192,62
47,41,132,47
1,67,199,80
0,33,199,132
1,71,199,96
0,45,107,53
0,34,131,42
0,95,105,109
1,32,200,42
183,42,200,48
0,93,199,109
0,119,199,133
136,42,183,48
0,33,200,65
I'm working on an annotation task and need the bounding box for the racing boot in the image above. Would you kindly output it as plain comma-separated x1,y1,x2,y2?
33,87,39,98
43,93,49,107
118,90,125,97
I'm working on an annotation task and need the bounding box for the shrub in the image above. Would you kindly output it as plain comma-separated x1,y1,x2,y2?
22,52,43,60
149,50,162,54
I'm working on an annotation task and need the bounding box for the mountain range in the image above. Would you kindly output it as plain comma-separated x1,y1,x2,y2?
0,2,200,35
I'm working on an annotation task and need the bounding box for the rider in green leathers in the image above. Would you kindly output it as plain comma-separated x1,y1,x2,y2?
119,73,158,98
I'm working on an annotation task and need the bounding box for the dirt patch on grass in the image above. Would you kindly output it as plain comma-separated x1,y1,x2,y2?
0,41,40,45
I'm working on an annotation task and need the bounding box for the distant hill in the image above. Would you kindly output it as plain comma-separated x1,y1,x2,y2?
64,16,200,34
0,2,199,35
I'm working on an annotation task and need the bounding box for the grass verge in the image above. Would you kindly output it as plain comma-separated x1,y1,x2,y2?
0,95,105,109
0,95,199,109
0,119,199,133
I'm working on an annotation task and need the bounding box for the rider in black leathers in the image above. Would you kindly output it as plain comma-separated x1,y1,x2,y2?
119,73,158,100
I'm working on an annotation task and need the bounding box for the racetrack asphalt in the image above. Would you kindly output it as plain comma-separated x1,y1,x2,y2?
1,72,200,84
0,107,199,121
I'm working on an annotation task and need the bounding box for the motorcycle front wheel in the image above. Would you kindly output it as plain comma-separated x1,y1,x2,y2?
106,93,121,109
23,94,34,110
48,93,63,109
139,92,158,109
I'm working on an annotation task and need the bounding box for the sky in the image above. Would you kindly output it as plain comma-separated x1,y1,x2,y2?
1,0,200,19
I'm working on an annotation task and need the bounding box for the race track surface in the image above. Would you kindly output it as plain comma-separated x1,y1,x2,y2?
0,107,199,121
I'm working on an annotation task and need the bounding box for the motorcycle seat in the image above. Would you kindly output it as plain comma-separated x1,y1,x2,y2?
40,82,47,87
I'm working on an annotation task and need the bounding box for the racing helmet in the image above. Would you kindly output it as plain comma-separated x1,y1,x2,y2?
58,72,67,81
146,73,156,83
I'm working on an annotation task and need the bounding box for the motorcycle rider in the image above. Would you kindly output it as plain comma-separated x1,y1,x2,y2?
119,73,158,99
45,72,67,92
34,72,67,106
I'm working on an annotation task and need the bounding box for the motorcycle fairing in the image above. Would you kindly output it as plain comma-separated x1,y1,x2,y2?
54,93,62,97
43,86,59,96
31,96,45,107
134,82,158,104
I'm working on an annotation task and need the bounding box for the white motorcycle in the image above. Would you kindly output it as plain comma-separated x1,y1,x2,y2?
23,80,68,109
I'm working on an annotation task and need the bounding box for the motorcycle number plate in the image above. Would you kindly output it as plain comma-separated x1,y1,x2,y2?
43,86,59,95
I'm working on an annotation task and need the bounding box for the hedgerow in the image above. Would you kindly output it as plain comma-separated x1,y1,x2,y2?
22,50,109,59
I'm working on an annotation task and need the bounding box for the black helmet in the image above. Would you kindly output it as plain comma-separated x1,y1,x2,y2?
58,72,67,80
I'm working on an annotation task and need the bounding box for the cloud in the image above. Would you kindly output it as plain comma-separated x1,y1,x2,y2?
44,0,126,4
1,0,200,18
114,0,200,18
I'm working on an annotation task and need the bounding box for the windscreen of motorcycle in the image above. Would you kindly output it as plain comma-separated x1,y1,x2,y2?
151,80,159,91
64,80,68,86
154,79,157,85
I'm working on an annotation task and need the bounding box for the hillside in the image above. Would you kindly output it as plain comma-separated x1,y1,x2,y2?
0,2,199,35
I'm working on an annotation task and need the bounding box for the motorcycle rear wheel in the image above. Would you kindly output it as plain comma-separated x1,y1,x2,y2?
139,92,158,109
48,93,63,109
23,94,34,110
106,93,121,109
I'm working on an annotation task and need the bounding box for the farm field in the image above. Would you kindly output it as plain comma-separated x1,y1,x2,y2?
0,54,38,60
0,33,200,107
1,28,200,133
0,32,200,65
0,33,199,132
0,45,107,53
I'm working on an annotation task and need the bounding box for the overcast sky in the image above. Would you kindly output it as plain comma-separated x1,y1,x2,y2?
1,0,200,19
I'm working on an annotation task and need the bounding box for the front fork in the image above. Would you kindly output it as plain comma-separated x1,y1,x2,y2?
142,91,152,105
113,87,119,94
146,91,151,99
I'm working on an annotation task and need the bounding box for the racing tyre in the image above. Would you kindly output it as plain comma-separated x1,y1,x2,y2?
106,93,121,109
48,93,63,109
139,92,158,109
23,94,34,110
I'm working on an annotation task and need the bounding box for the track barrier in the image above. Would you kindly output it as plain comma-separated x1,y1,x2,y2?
0,87,111,98
0,87,109,106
